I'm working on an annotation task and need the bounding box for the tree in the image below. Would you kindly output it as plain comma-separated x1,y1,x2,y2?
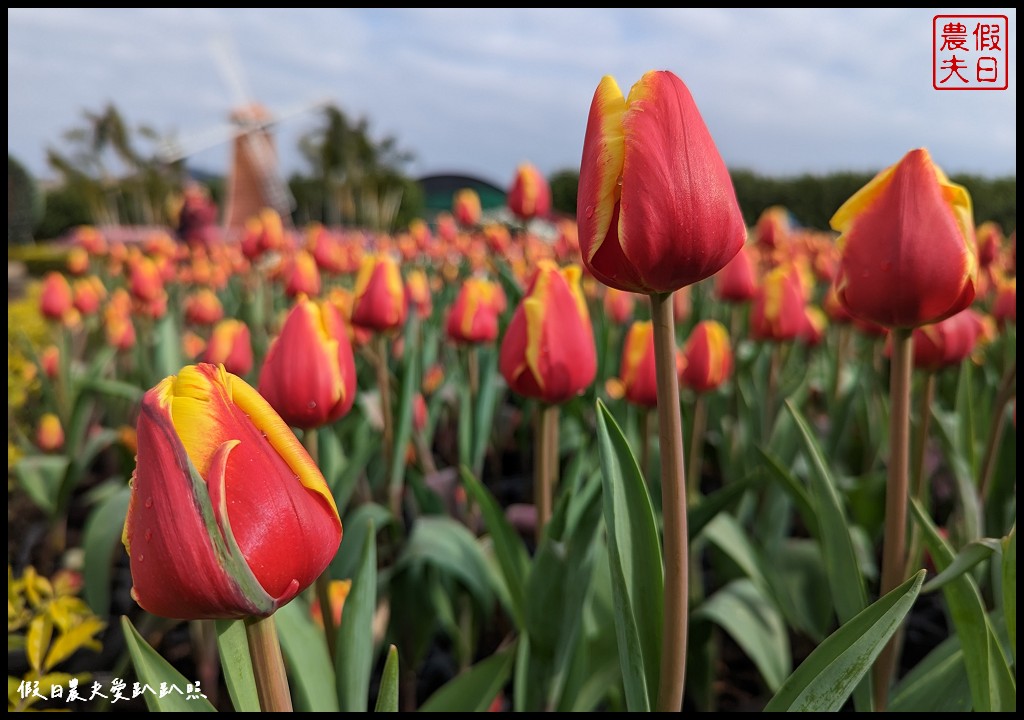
298,104,418,230
549,169,580,217
8,155,43,245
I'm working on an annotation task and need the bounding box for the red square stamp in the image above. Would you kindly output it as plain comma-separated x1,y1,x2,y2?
933,15,1009,90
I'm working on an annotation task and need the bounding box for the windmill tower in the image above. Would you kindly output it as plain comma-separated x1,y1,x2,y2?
222,102,293,233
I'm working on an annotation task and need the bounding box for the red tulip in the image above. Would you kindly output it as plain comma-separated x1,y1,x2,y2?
507,163,551,221
454,188,483,228
105,290,136,351
351,255,408,332
618,321,658,407
123,363,341,619
184,289,225,326
499,261,596,403
40,272,73,321
755,206,791,250
203,320,253,377
909,309,986,371
447,277,504,344
259,296,357,429
603,287,636,325
714,245,757,303
40,345,60,379
577,70,745,293
680,320,733,393
830,148,977,328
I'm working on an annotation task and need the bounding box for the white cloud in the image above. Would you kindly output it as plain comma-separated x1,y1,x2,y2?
8,7,1016,189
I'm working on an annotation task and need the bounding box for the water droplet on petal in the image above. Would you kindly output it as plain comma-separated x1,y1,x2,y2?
137,554,144,563
144,530,152,542
584,205,594,219
307,400,317,409
144,497,153,509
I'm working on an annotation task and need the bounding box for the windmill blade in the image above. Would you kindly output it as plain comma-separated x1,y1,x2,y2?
209,33,252,109
156,122,238,164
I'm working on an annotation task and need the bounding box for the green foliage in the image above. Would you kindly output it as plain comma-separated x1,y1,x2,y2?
548,169,580,216
8,154,42,245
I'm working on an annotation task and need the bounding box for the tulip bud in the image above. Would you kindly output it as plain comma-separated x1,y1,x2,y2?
259,296,357,429
351,255,408,332
40,272,74,321
714,245,757,303
992,278,1016,327
36,413,65,452
123,363,341,619
66,247,90,276
577,70,745,293
406,269,433,319
453,188,483,228
447,277,504,344
285,250,322,299
40,345,60,379
618,321,658,407
72,277,105,316
830,148,977,328
499,261,596,403
751,266,806,342
184,289,225,326
603,288,636,325
680,320,734,393
203,320,253,377
129,256,165,303
507,163,551,221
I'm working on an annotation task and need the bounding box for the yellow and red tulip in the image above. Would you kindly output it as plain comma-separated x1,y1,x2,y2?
310,579,352,630
799,306,828,347
40,345,60,380
507,163,551,221
203,320,254,377
129,255,165,304
66,247,90,276
285,250,322,299
454,188,483,228
351,254,408,333
907,309,986,371
104,290,136,351
36,413,65,452
751,266,806,342
447,277,504,345
618,321,658,407
123,363,341,619
184,289,225,327
499,261,596,403
680,320,734,393
259,295,357,430
40,272,73,321
576,70,745,293
830,148,977,328
72,277,105,317
992,278,1015,327
405,269,433,320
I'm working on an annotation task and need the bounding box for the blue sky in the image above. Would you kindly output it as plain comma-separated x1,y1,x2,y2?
8,8,1017,188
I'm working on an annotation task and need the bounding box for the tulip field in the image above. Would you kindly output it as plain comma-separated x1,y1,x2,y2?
7,71,1017,713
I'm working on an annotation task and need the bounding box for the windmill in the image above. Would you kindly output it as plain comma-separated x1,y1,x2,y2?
157,36,326,235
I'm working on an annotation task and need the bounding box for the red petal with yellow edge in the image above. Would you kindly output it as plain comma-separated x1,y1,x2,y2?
620,321,658,407
126,390,270,619
610,71,745,293
832,148,977,328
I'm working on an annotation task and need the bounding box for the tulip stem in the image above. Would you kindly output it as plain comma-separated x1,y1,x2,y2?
905,371,936,580
873,327,913,711
534,404,559,543
468,346,480,400
651,292,688,712
687,394,707,506
979,364,1016,503
375,335,394,486
303,428,338,662
245,614,293,712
